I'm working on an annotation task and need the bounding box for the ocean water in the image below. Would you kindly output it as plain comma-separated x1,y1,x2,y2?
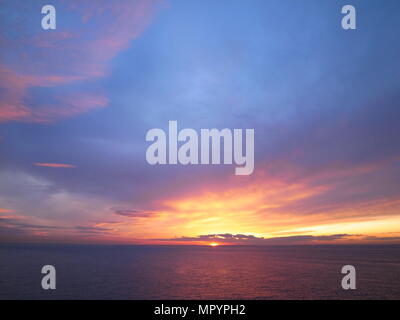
0,244,399,300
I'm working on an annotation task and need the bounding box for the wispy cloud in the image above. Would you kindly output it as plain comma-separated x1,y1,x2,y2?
34,163,77,168
361,236,400,242
114,209,157,218
0,208,13,213
159,233,355,245
0,215,64,238
75,225,113,234
0,0,164,123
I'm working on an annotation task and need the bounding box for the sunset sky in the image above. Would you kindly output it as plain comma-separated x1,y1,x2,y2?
1,0,400,245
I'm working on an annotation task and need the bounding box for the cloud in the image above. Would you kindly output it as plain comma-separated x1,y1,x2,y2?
0,0,164,123
34,163,77,168
0,54,109,123
160,233,355,245
75,225,113,234
198,234,261,241
0,214,114,241
0,215,65,237
114,209,157,218
0,208,13,213
361,236,400,242
0,170,117,233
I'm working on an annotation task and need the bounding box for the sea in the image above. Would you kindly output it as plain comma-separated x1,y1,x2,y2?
0,244,399,300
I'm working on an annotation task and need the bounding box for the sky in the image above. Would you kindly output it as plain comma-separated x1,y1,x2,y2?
0,0,400,245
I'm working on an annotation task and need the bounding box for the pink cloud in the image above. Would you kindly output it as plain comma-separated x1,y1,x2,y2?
0,0,164,123
0,208,13,213
0,66,97,122
34,163,77,168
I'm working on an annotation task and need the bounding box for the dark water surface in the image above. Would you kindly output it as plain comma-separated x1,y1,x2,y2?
0,244,399,299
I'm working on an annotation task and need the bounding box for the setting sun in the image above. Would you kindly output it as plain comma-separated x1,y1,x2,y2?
209,242,219,247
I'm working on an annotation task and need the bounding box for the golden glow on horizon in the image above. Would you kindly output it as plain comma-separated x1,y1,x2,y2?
24,168,399,245
209,242,219,247
95,186,400,244
269,215,400,236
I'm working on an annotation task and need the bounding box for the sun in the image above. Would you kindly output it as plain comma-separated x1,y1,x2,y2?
209,242,219,247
